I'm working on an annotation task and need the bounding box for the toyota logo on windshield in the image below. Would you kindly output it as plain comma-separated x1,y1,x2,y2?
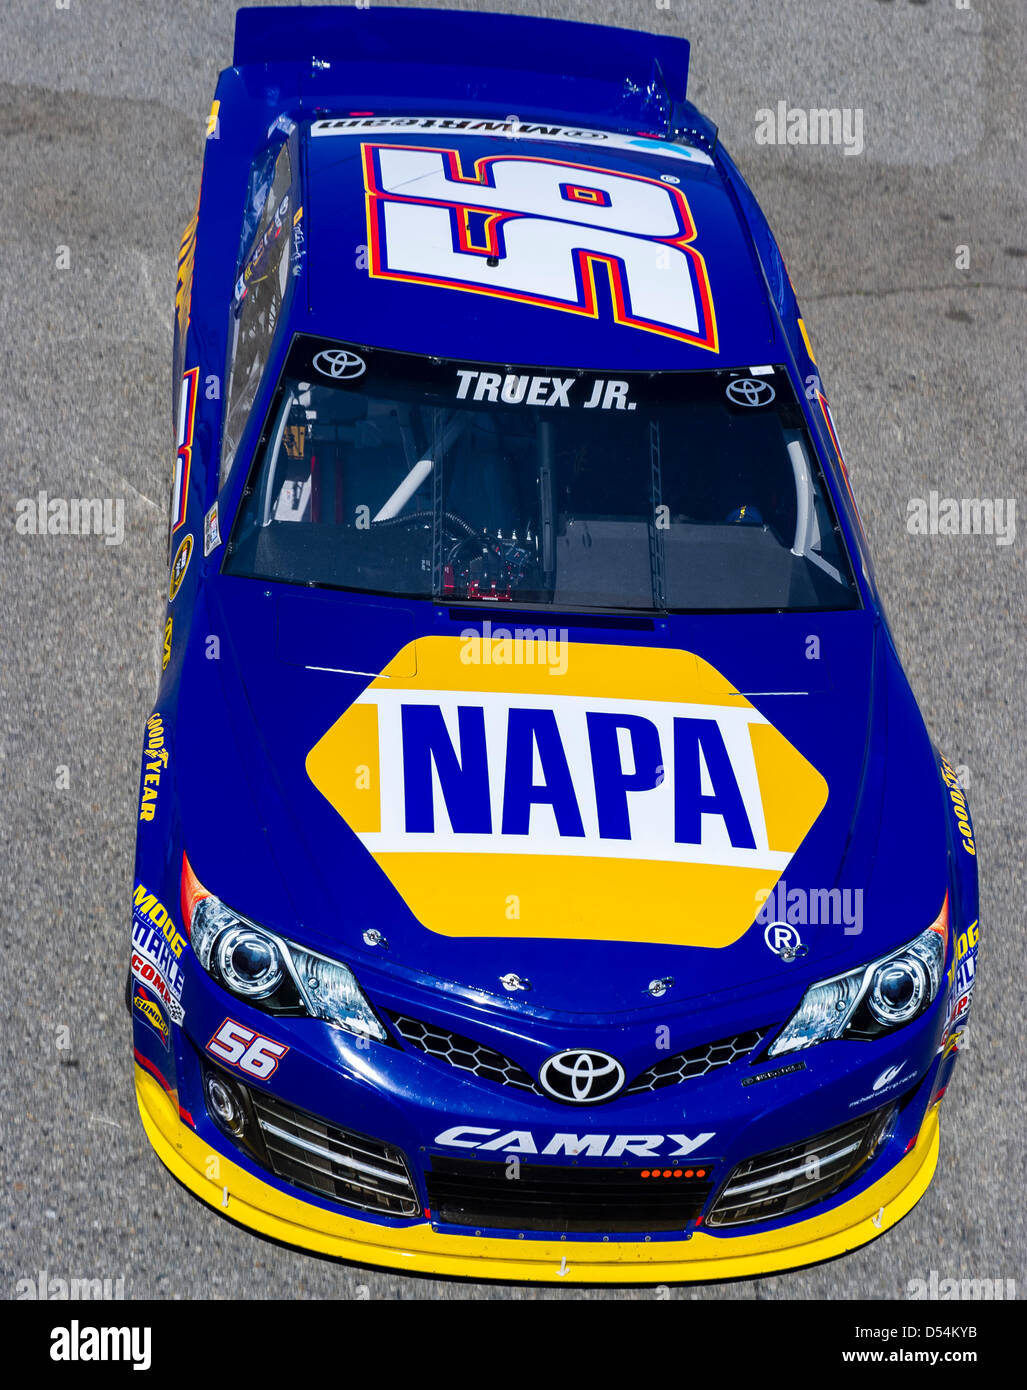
538,1049,626,1105
725,376,775,407
313,348,367,380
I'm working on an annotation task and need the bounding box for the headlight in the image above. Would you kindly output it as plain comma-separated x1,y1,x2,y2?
769,897,948,1057
215,926,284,1000
182,853,387,1042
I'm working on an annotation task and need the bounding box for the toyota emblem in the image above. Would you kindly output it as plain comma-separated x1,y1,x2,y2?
538,1049,626,1105
313,348,367,380
725,376,775,407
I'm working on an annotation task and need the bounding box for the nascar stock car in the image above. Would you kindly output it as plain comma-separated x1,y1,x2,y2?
130,5,980,1283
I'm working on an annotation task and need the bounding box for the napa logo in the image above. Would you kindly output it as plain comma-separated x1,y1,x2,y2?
306,638,828,947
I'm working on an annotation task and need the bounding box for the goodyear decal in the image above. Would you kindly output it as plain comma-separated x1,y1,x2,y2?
306,638,828,947
939,755,975,856
138,713,168,822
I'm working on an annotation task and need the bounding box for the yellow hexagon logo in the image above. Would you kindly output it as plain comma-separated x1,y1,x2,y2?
306,636,828,948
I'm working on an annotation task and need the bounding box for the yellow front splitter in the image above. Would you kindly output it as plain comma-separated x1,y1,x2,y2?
136,1064,939,1284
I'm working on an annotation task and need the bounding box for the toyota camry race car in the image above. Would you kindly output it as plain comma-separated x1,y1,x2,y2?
130,5,980,1283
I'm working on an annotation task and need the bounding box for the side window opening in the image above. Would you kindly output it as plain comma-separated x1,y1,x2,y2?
219,142,294,491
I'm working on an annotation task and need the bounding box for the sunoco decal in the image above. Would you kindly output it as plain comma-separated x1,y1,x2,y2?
133,984,171,1049
306,638,828,947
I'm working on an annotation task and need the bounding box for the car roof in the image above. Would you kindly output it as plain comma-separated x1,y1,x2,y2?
299,117,778,372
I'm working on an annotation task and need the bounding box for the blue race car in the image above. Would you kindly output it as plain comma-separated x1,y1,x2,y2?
131,5,980,1283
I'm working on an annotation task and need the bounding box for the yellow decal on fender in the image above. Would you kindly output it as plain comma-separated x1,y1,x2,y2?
306,638,828,948
134,992,170,1046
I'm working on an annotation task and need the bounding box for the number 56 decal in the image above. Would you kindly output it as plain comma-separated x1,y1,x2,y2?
362,144,718,350
207,1019,289,1079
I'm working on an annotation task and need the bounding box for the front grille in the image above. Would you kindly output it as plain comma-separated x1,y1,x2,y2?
248,1091,420,1218
389,1012,538,1092
626,1028,770,1093
706,1103,895,1227
426,1157,713,1234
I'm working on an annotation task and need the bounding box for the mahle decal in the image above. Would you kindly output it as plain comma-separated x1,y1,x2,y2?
306,639,828,948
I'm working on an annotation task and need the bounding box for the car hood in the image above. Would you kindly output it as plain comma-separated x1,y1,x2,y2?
176,577,948,1020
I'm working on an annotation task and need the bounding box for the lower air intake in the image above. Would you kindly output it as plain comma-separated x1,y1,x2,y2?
249,1090,420,1218
706,1103,895,1227
426,1157,713,1234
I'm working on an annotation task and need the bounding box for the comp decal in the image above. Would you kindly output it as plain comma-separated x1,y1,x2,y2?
131,946,185,1025
172,367,199,533
161,616,172,671
138,713,168,822
361,143,718,349
306,638,828,947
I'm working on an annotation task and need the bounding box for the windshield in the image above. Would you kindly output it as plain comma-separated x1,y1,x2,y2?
224,336,860,613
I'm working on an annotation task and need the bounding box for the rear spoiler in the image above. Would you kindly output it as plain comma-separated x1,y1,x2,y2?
233,5,695,139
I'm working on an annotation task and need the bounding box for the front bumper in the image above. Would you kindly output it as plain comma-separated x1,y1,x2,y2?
136,1061,941,1283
